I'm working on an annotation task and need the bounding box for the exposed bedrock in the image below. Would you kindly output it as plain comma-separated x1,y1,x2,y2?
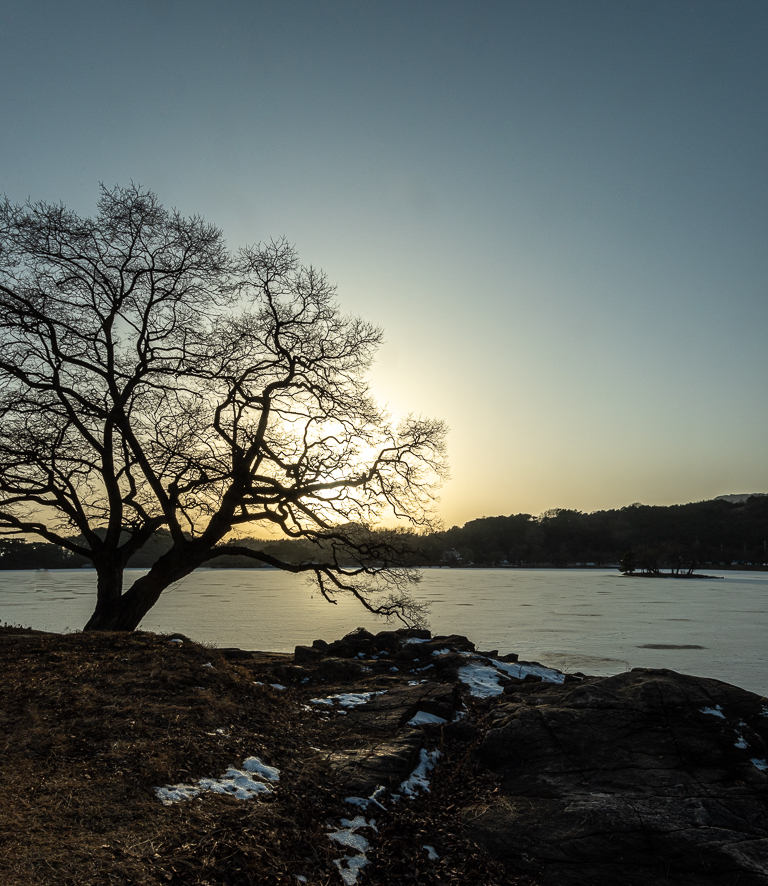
465,668,768,885
289,626,768,883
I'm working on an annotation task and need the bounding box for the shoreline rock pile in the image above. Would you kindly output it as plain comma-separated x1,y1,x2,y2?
284,626,768,884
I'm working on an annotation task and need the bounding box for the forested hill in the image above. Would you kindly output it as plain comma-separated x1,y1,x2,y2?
1,495,767,571
419,495,768,569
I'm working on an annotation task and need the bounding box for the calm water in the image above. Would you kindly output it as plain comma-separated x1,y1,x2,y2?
1,567,766,696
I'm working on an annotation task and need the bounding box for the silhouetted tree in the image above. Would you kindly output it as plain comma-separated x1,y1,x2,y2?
618,550,636,574
0,185,447,630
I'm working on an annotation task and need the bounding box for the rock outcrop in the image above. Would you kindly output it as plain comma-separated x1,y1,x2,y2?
290,628,768,884
465,668,768,884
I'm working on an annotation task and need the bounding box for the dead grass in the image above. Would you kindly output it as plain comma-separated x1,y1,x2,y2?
0,626,526,885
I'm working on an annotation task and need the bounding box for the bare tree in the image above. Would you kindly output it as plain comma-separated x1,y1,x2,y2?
0,185,447,631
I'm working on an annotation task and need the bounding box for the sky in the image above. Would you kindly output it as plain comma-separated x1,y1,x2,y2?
2,0,767,528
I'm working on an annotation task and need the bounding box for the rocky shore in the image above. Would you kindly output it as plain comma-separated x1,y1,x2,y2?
1,625,767,885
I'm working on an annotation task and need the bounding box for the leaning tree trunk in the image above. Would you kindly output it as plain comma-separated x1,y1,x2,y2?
83,551,200,631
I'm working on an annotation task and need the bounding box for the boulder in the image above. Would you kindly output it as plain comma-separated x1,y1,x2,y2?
328,729,424,796
464,668,768,885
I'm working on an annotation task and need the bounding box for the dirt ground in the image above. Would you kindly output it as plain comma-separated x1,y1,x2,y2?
0,626,524,885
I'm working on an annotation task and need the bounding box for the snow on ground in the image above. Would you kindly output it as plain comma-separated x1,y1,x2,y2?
407,710,448,726
701,705,726,718
331,747,443,882
344,786,388,811
432,648,472,657
458,658,564,697
310,690,387,708
398,748,442,797
751,758,767,771
328,823,372,853
155,756,279,805
492,658,565,684
333,853,370,886
328,813,377,883
242,756,280,782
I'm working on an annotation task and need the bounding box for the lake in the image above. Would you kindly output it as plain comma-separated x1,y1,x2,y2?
1,567,766,697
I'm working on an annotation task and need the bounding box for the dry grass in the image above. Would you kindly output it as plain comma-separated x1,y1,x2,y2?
0,626,525,885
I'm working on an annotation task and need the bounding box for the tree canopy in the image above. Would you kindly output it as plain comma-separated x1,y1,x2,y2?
0,185,447,630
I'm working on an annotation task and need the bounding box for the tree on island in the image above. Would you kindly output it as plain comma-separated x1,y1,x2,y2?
0,185,447,631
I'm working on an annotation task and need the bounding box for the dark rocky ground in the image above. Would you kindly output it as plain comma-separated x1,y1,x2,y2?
1,625,766,885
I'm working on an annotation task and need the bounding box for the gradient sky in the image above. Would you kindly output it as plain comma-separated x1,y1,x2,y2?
2,1,767,527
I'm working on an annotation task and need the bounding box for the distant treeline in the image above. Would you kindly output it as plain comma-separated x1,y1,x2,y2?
0,532,316,571
419,495,768,570
2,495,767,572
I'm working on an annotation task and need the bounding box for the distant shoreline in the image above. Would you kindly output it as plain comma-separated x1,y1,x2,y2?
620,571,724,580
430,564,764,573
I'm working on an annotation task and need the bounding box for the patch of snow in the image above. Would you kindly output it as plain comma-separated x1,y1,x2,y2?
700,705,726,719
169,638,183,644
389,667,399,673
197,768,273,800
329,816,377,884
202,662,214,668
458,658,564,698
399,748,442,797
344,786,387,811
340,815,377,833
344,796,368,809
334,854,369,885
156,757,281,805
404,637,430,645
296,876,307,883
430,648,451,656
328,828,370,853
270,683,287,691
408,710,448,727
457,663,506,697
242,756,280,782
155,783,200,804
423,844,440,860
751,758,767,772
310,690,386,708
735,734,749,750
492,658,565,684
